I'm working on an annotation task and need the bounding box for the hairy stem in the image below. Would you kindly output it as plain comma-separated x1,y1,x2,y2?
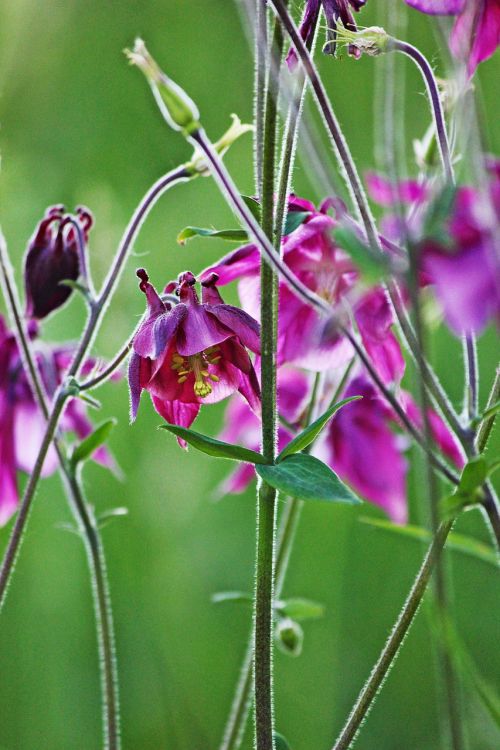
389,39,454,184
331,520,453,750
475,365,499,453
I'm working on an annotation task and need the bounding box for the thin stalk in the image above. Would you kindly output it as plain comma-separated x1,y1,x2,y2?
0,166,189,611
463,335,479,422
482,484,500,552
331,519,453,750
254,0,268,195
387,282,468,450
475,365,500,452
266,0,382,255
389,39,454,184
0,230,121,748
407,243,465,750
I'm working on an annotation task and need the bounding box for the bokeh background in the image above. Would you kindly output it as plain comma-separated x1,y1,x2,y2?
0,2,498,748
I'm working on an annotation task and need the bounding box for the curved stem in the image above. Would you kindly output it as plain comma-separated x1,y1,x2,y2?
331,520,453,750
266,0,382,255
475,365,499,453
389,40,454,184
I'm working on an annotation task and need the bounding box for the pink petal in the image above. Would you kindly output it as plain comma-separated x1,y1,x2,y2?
13,401,58,477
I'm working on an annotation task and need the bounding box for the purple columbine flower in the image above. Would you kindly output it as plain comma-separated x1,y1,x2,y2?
404,0,500,75
367,169,500,336
0,316,114,526
202,195,405,384
128,269,261,437
24,205,93,320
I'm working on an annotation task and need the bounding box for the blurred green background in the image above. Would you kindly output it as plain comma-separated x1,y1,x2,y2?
0,1,498,748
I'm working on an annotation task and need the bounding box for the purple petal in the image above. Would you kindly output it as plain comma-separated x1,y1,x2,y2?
206,305,261,354
133,304,187,359
175,303,235,357
13,401,58,477
315,376,408,524
277,367,311,423
450,0,500,74
404,0,464,14
200,244,260,286
402,393,465,468
151,396,200,448
366,172,429,207
128,352,143,421
355,289,405,385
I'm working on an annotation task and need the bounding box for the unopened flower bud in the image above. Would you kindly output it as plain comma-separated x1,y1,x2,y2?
332,24,392,57
126,38,200,136
24,205,93,320
186,114,254,176
275,618,303,657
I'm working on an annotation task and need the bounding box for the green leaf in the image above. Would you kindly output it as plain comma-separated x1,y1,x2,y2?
275,597,325,621
211,591,252,605
359,517,498,568
70,418,116,468
423,184,457,243
274,733,292,750
333,227,387,282
159,423,266,464
59,278,91,297
97,507,129,529
283,210,310,236
256,454,361,504
458,457,488,495
241,194,261,223
277,396,361,462
177,226,248,245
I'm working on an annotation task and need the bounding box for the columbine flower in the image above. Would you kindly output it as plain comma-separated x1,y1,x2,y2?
24,205,93,320
0,316,113,526
404,0,500,75
286,0,367,67
367,169,500,335
128,269,261,436
202,195,404,384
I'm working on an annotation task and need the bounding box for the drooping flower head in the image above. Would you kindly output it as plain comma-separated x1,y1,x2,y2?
0,316,114,526
286,0,367,68
202,195,404,385
404,0,500,75
24,205,93,320
128,269,261,436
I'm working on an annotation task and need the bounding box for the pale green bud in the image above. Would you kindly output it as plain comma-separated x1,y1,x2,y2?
126,38,200,136
331,24,393,58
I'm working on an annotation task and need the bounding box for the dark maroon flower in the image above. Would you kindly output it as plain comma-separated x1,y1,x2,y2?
24,205,93,320
128,269,261,438
0,315,114,525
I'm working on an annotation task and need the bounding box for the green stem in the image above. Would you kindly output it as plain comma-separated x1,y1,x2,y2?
476,365,500,453
254,9,286,749
331,520,453,750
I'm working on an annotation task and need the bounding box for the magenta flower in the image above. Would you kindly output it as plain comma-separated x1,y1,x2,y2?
202,196,404,383
128,269,261,436
404,0,500,75
24,205,93,320
0,316,113,526
367,170,500,335
314,375,409,524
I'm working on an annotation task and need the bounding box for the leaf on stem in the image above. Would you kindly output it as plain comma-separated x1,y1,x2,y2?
177,226,248,245
277,396,361,461
211,591,252,605
256,454,361,504
274,597,325,621
70,418,117,468
274,732,293,750
159,423,266,464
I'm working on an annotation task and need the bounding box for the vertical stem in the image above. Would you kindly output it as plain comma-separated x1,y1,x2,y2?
254,0,268,195
475,365,500,453
254,8,287,748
